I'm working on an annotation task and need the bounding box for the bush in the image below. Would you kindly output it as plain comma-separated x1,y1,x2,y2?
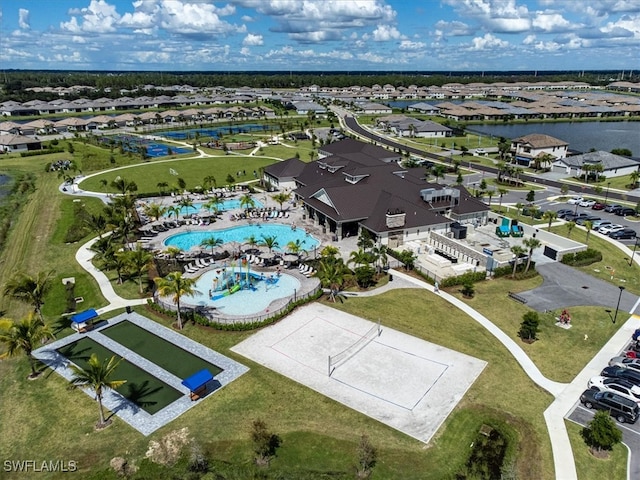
561,248,602,267
518,311,540,341
440,270,485,288
581,410,622,455
461,281,475,298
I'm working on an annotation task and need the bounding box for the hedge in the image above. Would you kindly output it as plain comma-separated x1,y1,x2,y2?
561,248,602,267
440,271,486,288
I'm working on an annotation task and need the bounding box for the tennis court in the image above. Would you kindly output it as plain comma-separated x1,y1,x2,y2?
232,303,487,443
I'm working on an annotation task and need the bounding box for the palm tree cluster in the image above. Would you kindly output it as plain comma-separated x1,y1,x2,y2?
496,162,524,186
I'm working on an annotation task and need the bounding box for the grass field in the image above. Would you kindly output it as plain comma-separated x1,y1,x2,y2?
0,126,631,479
57,336,183,414
100,320,223,379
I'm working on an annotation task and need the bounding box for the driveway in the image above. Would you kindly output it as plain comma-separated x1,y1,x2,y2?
518,262,639,313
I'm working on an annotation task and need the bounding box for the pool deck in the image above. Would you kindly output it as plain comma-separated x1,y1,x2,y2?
33,312,249,436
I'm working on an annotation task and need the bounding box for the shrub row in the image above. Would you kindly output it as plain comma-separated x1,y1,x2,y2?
560,248,602,267
20,147,64,157
439,271,486,288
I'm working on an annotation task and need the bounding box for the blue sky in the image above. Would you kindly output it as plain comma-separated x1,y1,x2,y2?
0,0,638,71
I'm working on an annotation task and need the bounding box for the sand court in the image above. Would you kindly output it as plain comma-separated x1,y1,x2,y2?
232,303,487,443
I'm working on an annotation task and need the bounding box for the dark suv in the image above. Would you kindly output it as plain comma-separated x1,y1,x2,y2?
580,389,640,423
601,366,640,385
609,228,637,240
616,207,637,217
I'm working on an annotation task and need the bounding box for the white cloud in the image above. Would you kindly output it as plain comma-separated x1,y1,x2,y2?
371,24,403,41
240,46,250,56
18,9,30,30
61,0,121,33
433,20,475,37
243,33,263,46
399,40,425,51
532,12,572,32
469,33,510,50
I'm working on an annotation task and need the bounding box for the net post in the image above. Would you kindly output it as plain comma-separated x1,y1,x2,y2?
328,355,332,377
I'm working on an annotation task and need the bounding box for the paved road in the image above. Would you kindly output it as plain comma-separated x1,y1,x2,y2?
342,115,640,205
518,262,640,313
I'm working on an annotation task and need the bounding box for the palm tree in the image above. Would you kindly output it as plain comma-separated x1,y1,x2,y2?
260,235,279,253
154,272,200,330
432,165,447,184
240,194,256,213
68,354,126,428
542,210,558,231
111,177,137,195
84,213,107,239
567,221,576,238
510,245,526,278
514,202,523,219
164,246,182,267
3,271,54,323
271,192,291,211
497,188,508,208
285,239,305,256
200,236,223,257
123,244,154,294
143,203,167,222
486,190,494,206
584,220,594,244
157,181,169,195
523,237,541,274
0,313,54,378
178,196,194,211
630,170,640,189
348,248,372,269
316,259,348,303
203,175,217,191
167,205,181,222
203,196,222,216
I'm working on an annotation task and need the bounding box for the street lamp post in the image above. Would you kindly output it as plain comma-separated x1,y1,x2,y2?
604,182,611,206
629,238,639,267
613,286,626,324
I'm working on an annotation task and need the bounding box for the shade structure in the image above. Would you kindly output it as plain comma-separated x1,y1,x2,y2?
283,254,299,262
70,309,98,324
260,251,276,260
181,369,214,392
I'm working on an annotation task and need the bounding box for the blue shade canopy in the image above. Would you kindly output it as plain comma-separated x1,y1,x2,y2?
70,309,98,324
181,369,214,391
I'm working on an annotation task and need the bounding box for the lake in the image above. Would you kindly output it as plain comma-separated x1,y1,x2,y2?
465,121,640,154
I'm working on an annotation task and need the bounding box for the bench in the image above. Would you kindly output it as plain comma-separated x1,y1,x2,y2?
189,385,207,401
508,291,527,304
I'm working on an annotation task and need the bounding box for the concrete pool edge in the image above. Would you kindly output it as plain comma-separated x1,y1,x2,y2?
33,312,249,436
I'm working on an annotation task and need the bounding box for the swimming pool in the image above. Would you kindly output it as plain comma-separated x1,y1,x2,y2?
164,223,320,252
171,197,264,216
186,268,301,316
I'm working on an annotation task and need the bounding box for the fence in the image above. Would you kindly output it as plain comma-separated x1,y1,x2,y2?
153,284,321,326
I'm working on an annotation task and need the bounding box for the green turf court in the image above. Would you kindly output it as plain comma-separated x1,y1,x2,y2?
99,320,223,380
57,337,183,415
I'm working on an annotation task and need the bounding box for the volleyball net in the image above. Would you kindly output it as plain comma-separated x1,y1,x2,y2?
328,319,381,377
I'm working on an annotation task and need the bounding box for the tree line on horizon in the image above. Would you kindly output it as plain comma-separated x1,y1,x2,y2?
1,70,635,104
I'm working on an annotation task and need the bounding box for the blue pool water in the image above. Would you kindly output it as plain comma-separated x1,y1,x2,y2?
187,268,301,315
171,198,264,216
165,223,320,252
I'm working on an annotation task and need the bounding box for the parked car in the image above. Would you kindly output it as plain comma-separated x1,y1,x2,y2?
567,196,584,205
591,220,611,229
601,366,640,385
604,204,623,213
580,389,640,423
588,376,640,403
616,207,637,217
556,209,573,217
591,202,606,210
564,212,588,222
609,228,637,239
475,148,486,154
575,216,601,225
609,356,640,371
599,224,624,234
579,199,596,207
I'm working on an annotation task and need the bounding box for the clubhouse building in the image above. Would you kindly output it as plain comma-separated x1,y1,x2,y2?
264,138,489,247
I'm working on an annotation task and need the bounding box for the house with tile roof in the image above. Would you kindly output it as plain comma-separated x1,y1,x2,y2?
510,133,568,167
269,138,489,245
551,150,640,178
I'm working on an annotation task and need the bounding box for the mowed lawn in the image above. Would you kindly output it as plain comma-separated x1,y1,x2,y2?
78,154,276,195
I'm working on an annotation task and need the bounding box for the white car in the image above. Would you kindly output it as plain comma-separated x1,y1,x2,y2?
475,148,486,155
599,224,624,234
579,199,596,207
567,197,584,205
588,376,640,403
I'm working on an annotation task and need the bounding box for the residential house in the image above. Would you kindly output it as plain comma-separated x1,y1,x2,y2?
551,151,640,179
510,133,568,167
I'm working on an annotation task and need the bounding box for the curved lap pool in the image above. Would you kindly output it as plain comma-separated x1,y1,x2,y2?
184,268,301,316
164,223,320,252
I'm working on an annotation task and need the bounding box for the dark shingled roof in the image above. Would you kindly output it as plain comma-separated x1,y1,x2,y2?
264,157,306,179
319,138,400,163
